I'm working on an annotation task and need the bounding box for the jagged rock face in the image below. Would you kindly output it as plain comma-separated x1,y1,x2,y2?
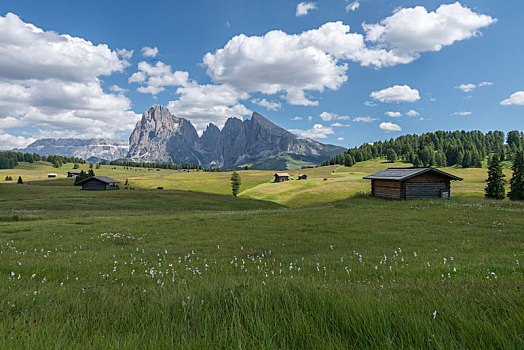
127,106,346,168
128,105,199,162
14,138,129,161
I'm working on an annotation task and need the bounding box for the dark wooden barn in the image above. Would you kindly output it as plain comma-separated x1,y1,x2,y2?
274,173,290,182
363,168,462,200
77,176,119,191
297,174,308,180
67,171,81,177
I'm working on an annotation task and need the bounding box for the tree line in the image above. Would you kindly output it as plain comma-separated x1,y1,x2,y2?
109,160,236,172
323,130,524,168
0,151,85,169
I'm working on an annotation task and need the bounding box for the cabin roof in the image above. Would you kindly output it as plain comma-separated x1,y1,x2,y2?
363,167,463,181
275,173,290,177
77,176,119,185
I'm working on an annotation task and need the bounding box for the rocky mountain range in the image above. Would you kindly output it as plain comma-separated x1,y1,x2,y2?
127,105,345,168
15,105,346,169
14,138,129,162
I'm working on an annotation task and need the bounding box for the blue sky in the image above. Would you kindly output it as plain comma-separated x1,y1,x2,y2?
0,0,523,150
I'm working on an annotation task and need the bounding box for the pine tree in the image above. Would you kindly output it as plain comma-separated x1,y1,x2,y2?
386,149,397,162
485,154,506,199
17,176,23,184
87,169,95,178
74,170,87,186
230,171,241,197
73,163,79,169
508,150,524,200
413,155,421,167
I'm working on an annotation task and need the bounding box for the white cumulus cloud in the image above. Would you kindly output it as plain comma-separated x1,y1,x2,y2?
385,111,402,117
0,13,139,148
292,116,303,121
251,98,282,111
289,124,335,139
129,61,189,95
141,46,158,58
379,122,402,132
371,85,420,103
457,81,493,92
319,112,350,121
346,1,360,12
337,137,345,141
167,83,251,133
406,110,420,117
296,2,317,17
363,2,496,62
501,91,524,106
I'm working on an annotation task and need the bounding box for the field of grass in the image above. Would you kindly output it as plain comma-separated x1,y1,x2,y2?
0,159,523,348
1,158,511,207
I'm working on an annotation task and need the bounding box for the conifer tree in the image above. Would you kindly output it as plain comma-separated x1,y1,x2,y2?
508,150,524,200
485,154,506,199
17,176,23,184
74,170,87,186
230,171,241,197
386,149,397,162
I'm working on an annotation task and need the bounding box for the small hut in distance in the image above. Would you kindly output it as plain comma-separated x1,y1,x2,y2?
297,174,308,180
77,176,119,190
274,173,290,182
363,167,462,199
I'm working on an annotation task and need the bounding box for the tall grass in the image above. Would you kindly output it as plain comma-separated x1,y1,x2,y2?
0,188,522,348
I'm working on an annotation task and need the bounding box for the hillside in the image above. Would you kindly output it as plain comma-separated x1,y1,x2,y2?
0,158,511,207
325,130,524,169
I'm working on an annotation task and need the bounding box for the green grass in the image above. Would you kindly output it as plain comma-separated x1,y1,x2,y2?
1,158,513,207
0,170,523,347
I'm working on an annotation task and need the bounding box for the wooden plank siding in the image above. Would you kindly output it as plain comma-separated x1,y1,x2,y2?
372,179,403,199
372,173,451,200
81,179,117,191
404,173,450,200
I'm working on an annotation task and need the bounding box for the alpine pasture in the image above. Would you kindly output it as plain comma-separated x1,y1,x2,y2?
0,160,523,348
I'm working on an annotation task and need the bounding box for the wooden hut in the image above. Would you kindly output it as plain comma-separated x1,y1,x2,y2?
47,173,57,178
274,173,290,182
363,168,462,200
67,171,81,177
297,174,308,180
77,176,119,191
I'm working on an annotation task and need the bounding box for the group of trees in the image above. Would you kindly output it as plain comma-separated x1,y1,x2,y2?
109,160,203,170
323,130,524,169
73,169,95,186
485,151,524,200
0,151,85,170
109,160,238,172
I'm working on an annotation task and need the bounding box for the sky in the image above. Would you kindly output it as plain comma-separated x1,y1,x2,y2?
0,0,523,150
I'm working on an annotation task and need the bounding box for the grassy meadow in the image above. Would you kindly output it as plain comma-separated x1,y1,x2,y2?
0,160,523,348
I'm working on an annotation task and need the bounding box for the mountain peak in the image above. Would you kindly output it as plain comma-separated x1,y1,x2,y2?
127,105,345,168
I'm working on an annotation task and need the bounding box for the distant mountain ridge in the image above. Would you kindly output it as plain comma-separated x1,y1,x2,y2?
127,105,346,168
14,138,129,162
14,105,346,169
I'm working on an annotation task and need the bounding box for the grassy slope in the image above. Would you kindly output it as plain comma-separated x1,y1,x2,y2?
2,159,509,208
0,187,522,348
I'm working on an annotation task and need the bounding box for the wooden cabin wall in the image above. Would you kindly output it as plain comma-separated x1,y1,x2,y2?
404,173,450,199
372,179,402,199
